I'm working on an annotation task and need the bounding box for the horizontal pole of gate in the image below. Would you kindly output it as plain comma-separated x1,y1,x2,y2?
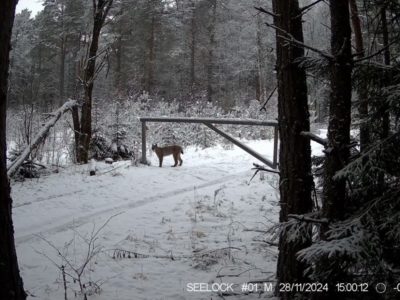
139,116,278,127
203,122,275,169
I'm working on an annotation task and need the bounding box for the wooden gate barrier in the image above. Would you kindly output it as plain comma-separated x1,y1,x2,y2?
139,117,279,169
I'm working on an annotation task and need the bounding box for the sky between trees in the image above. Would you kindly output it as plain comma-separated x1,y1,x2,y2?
16,0,43,15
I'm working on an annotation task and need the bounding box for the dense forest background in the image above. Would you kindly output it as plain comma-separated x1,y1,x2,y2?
6,0,335,165
7,0,288,165
7,0,333,113
9,0,279,110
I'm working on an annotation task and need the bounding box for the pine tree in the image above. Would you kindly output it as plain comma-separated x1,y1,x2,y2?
0,0,27,299
265,1,314,298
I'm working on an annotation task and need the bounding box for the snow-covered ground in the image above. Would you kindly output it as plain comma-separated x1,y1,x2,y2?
12,140,283,300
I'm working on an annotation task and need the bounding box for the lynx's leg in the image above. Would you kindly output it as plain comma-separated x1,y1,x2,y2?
178,153,183,166
172,153,178,167
157,154,163,167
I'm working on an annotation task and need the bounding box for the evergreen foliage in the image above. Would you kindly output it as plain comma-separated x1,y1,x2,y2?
9,0,276,111
267,1,400,298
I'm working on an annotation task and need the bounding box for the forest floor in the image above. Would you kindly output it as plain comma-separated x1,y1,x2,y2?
12,138,323,299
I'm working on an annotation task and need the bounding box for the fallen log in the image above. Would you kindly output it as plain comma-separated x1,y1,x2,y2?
7,99,78,178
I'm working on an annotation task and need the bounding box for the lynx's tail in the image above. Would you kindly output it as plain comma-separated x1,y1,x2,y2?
181,149,184,154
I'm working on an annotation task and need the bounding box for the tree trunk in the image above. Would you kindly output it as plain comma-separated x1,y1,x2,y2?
59,3,66,107
271,1,313,298
189,1,196,93
114,35,123,93
0,0,27,299
375,4,391,190
145,1,156,94
255,9,265,103
323,0,353,225
207,0,217,103
349,0,369,152
380,4,390,139
75,0,113,164
59,37,66,106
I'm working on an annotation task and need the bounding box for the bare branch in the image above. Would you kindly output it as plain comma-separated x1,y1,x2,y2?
101,0,114,25
354,38,399,63
252,163,280,174
216,267,265,278
243,228,269,234
288,214,329,224
260,85,277,112
265,22,333,60
298,0,325,16
252,239,279,247
249,163,279,184
254,6,279,18
35,212,122,298
35,234,79,275
93,212,123,239
300,131,328,146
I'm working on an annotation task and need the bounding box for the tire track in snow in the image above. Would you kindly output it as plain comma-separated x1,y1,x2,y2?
15,170,249,244
12,163,131,209
13,189,85,208
12,163,227,209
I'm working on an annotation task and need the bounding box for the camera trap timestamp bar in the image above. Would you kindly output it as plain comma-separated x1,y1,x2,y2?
186,281,400,294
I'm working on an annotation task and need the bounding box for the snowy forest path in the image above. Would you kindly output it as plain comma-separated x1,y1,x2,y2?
12,163,132,209
13,141,279,300
14,167,249,244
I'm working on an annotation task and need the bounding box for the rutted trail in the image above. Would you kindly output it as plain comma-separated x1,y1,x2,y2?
13,141,275,245
14,169,249,244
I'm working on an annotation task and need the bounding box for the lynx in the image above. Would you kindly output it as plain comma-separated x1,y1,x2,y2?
151,144,183,167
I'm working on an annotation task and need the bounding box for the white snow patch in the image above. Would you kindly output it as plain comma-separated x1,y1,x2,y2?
13,140,281,299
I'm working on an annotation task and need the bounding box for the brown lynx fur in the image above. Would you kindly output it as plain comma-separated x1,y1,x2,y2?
151,144,183,167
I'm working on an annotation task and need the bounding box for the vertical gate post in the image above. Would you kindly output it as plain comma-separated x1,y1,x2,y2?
273,125,279,169
141,121,147,164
